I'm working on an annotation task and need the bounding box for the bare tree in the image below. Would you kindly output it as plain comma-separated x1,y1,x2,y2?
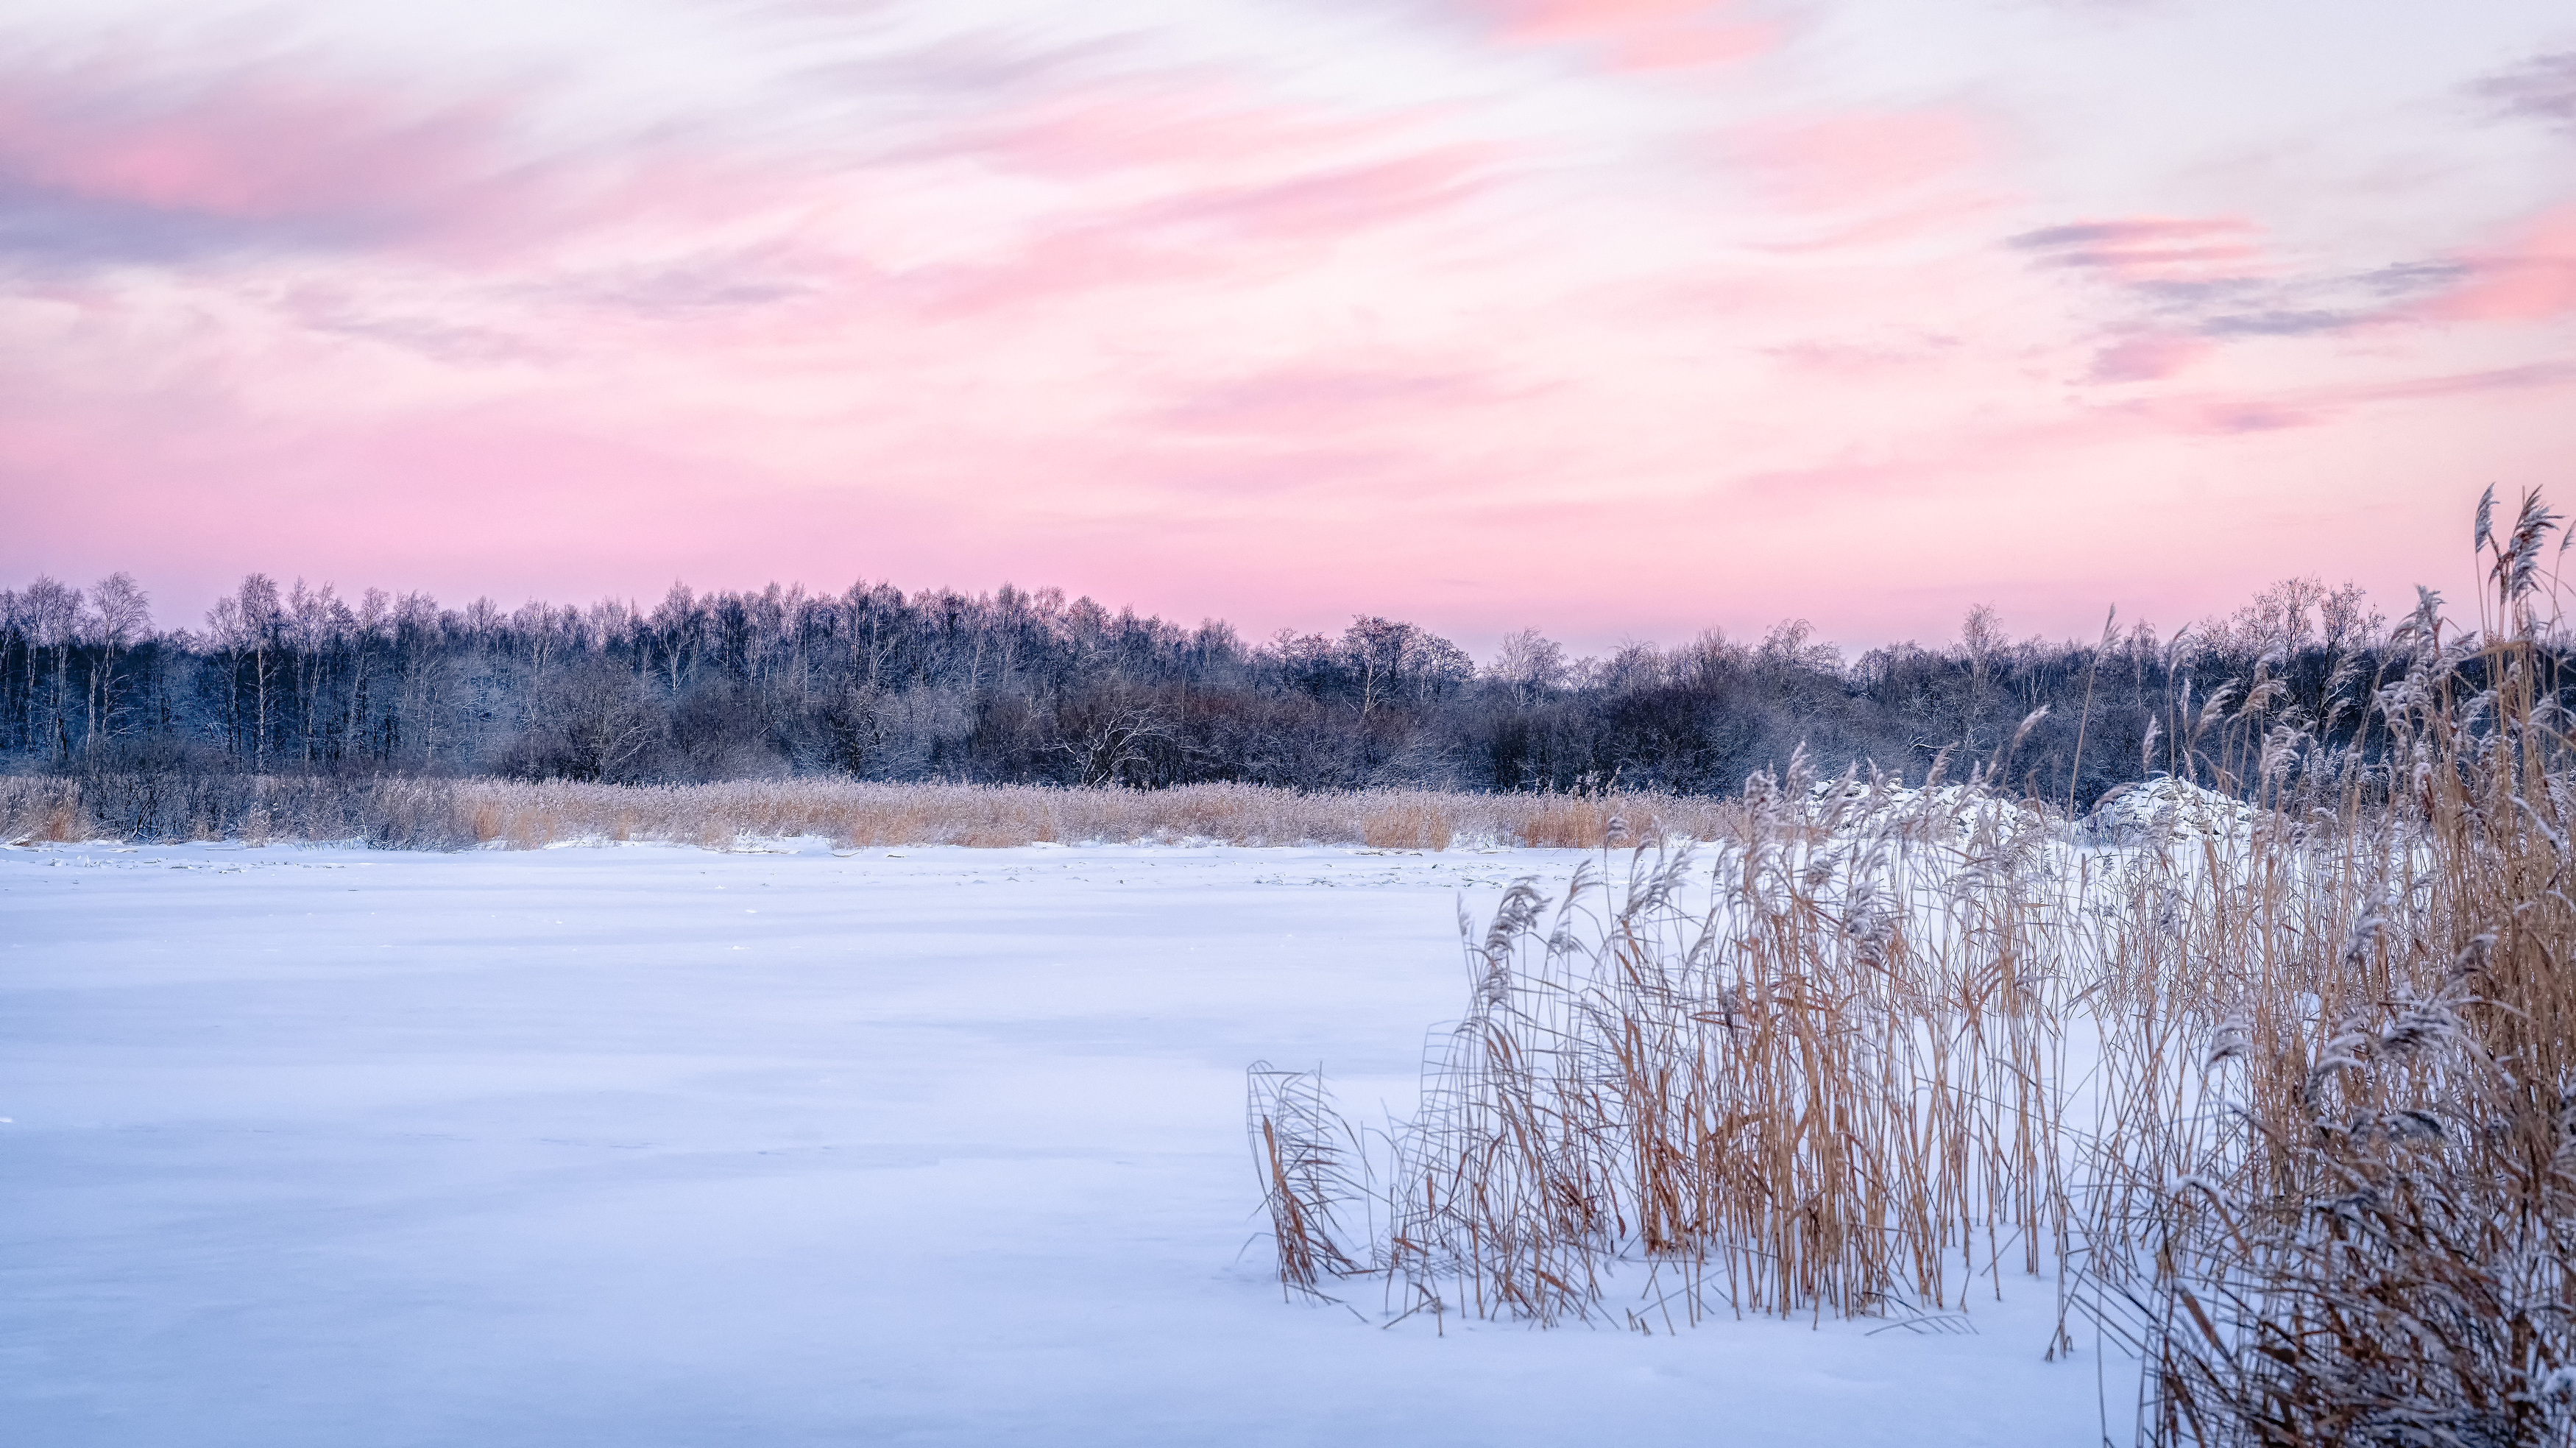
1961,603,2003,752
1490,628,1568,707
84,572,149,750
23,576,82,760
1342,617,1473,718
206,576,283,769
1047,697,1186,786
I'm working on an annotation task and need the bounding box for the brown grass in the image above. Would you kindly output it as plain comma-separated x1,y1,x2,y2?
1250,537,2576,1446
1256,768,2080,1329
0,775,1741,852
2078,596,2576,1447
34,795,84,843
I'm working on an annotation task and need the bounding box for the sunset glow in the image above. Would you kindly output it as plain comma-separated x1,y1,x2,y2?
4,0,2572,651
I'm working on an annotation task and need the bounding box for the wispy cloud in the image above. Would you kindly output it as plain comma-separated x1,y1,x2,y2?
1432,0,1788,71
1153,362,1529,435
2087,331,2211,382
2413,201,2576,322
0,56,538,269
2473,50,2576,132
2008,210,2542,361
1719,108,1989,211
2008,216,2269,284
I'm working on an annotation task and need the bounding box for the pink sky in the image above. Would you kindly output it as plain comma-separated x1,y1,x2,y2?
4,0,2573,657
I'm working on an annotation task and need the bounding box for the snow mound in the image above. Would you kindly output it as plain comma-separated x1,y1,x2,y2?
1801,779,2045,841
2087,776,2265,841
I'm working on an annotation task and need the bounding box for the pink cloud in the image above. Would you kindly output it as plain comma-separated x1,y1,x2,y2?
0,57,530,253
1131,146,1500,243
2170,400,2322,434
1446,0,1785,71
950,85,1418,179
1153,364,1523,436
2087,331,2215,383
0,52,897,277
2103,358,2576,438
1719,110,1990,211
877,144,1500,317
2417,201,2576,322
2008,216,2271,285
1759,331,1961,375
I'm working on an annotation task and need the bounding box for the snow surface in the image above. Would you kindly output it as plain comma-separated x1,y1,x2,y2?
1,838,2134,1446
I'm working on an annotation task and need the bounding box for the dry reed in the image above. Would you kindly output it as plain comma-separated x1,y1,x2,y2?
0,775,1735,852
1256,763,2081,1331
1251,498,2576,1447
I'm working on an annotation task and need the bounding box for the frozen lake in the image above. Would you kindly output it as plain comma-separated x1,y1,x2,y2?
2,839,2127,1445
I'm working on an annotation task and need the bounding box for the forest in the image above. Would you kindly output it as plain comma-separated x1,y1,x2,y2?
0,568,2412,805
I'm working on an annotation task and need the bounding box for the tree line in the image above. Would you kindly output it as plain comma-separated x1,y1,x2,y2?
0,568,2431,804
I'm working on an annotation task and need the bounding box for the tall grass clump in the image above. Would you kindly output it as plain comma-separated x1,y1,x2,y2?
1251,490,2576,1447
1253,760,2077,1329
2081,490,2576,1446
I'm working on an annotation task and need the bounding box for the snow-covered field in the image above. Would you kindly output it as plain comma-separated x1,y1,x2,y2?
2,839,2131,1446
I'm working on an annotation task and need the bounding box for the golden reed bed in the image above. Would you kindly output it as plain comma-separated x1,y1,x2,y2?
0,774,1746,852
